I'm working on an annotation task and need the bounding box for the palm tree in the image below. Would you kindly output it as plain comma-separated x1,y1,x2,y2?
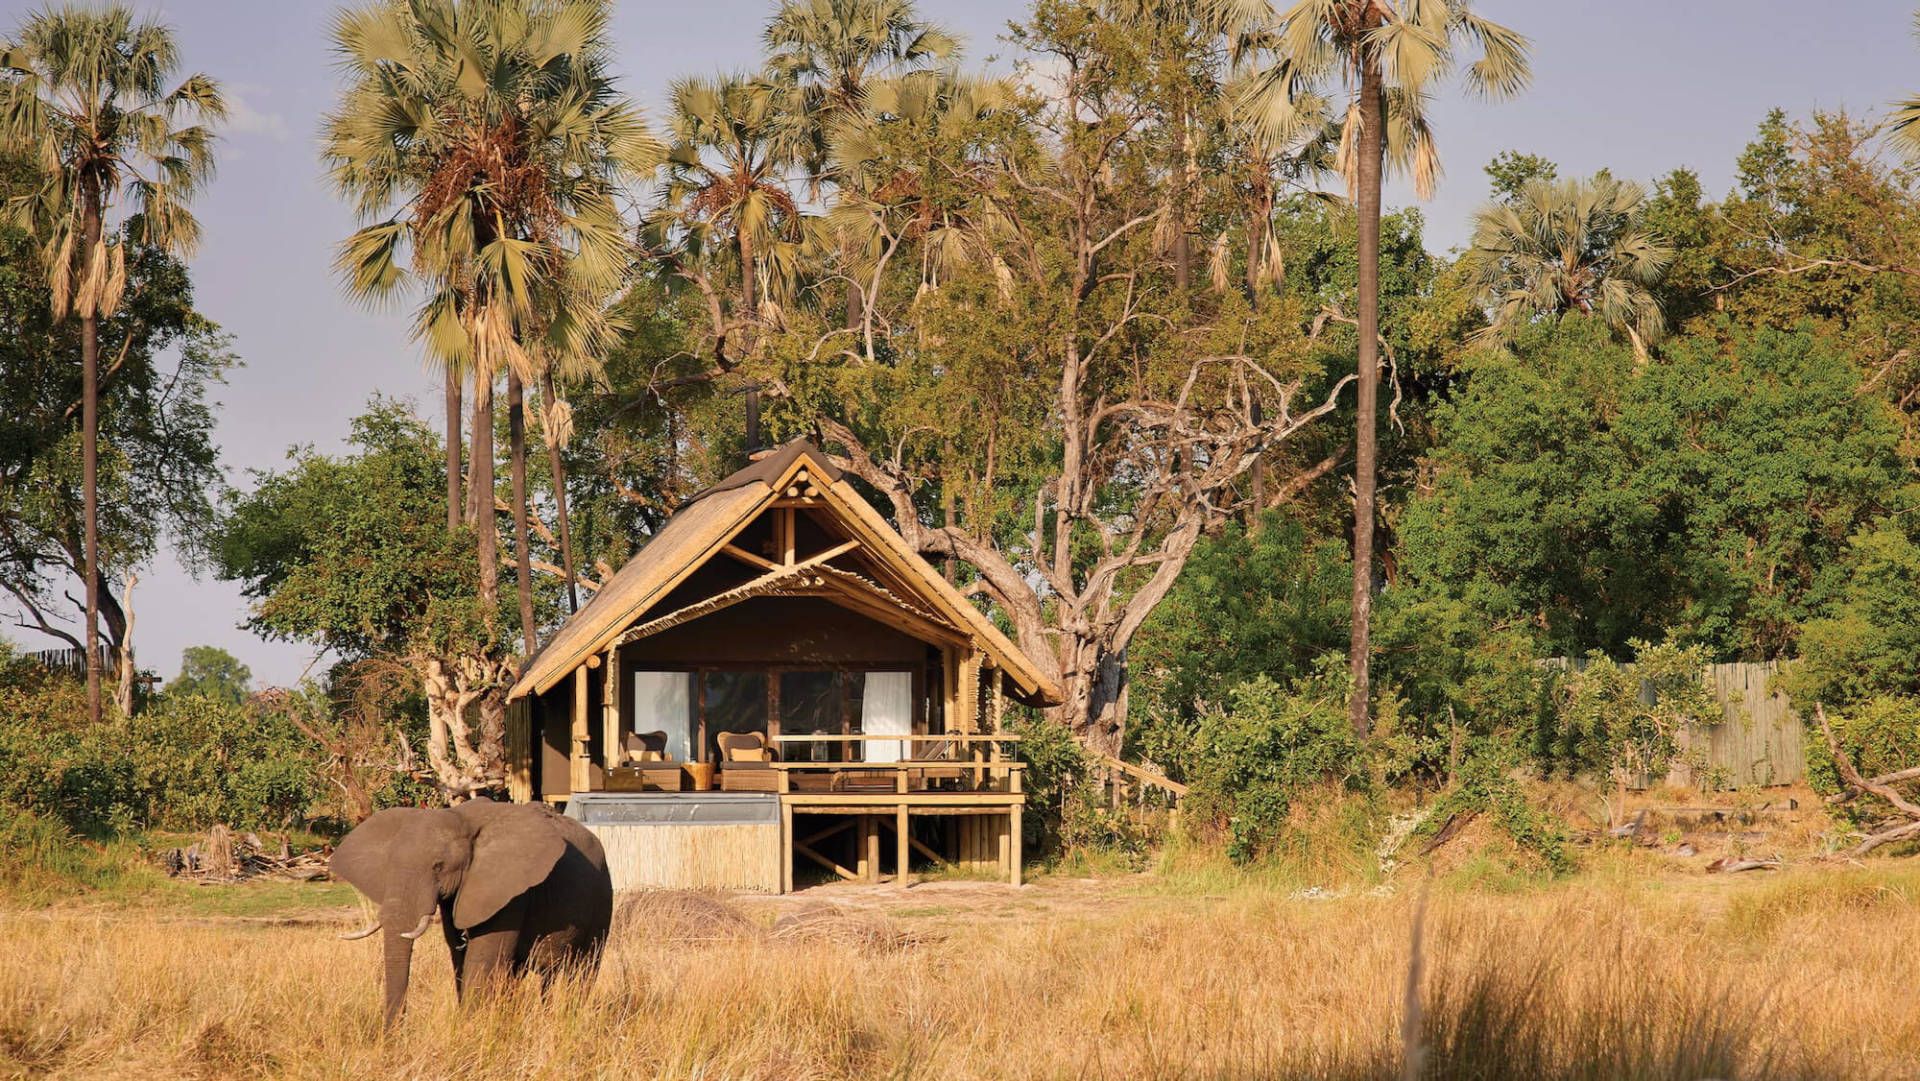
324,0,655,654
765,0,955,122
649,73,811,321
1215,0,1530,738
1221,67,1338,304
765,0,955,324
1890,9,1920,157
1461,174,1672,359
0,6,224,724
825,68,1012,326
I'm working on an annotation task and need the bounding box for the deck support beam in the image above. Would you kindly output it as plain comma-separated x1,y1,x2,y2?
896,804,910,887
780,801,795,893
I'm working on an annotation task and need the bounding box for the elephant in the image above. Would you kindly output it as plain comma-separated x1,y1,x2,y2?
330,797,613,1025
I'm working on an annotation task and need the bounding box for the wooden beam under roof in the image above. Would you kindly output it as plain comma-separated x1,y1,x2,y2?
613,540,859,647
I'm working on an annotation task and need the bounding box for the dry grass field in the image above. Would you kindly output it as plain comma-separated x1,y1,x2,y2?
3,858,1918,1081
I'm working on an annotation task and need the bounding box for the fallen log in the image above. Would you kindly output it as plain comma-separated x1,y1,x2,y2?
1706,857,1780,874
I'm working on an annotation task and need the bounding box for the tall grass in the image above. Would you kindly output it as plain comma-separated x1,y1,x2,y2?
1,869,1916,1079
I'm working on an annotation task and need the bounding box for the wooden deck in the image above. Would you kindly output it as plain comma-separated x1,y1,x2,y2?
564,733,1026,894
771,733,1024,891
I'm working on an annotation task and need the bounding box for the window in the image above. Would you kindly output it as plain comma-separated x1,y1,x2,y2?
702,671,769,762
632,671,693,762
779,670,842,762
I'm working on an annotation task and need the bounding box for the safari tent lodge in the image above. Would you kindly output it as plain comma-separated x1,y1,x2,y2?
505,441,1062,893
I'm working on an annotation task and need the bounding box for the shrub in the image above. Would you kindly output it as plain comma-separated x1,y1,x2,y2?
1419,740,1571,875
1129,514,1350,761
0,652,325,833
1548,639,1717,787
1186,668,1365,864
1012,713,1158,867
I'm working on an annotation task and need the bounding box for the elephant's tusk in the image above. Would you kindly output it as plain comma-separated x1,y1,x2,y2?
398,913,435,940
338,921,381,941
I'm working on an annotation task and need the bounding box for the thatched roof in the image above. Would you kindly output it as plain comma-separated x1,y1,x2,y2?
509,441,1062,706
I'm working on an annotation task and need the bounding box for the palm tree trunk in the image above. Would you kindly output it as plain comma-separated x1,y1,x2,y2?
445,366,464,532
470,364,499,620
80,183,103,726
539,370,580,614
739,229,757,315
1246,171,1272,304
507,371,537,657
1347,56,1386,740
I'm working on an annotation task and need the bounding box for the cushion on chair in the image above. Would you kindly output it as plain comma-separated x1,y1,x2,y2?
623,730,671,764
716,731,777,762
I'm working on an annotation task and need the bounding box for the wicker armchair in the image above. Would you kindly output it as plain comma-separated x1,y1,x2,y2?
622,730,672,764
717,732,781,793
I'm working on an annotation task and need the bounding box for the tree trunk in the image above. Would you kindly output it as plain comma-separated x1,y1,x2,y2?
114,570,136,717
1347,56,1386,740
540,370,579,613
470,364,499,620
844,276,863,330
1246,172,1273,303
80,185,103,726
417,652,510,800
738,229,757,315
445,366,464,532
507,372,536,657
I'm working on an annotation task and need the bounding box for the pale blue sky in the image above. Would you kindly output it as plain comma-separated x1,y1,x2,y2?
1,0,1915,686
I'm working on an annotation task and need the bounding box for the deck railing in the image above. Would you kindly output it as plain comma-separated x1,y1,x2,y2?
769,733,1023,794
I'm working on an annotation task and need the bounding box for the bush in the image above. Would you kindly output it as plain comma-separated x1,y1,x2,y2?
1805,694,1920,839
0,653,325,834
1129,515,1350,761
1186,668,1366,864
1548,639,1717,787
1419,740,1571,875
1012,713,1158,868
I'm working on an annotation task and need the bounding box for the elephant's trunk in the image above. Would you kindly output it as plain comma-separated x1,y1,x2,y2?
377,893,433,1027
380,921,414,1028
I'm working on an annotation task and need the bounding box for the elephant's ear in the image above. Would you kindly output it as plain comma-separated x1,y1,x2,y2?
451,806,567,930
329,808,419,902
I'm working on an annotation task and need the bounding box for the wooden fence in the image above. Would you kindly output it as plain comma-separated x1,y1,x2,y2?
1551,658,1805,788
26,645,117,678
1686,662,1804,788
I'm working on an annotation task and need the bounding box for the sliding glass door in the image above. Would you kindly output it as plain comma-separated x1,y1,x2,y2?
627,666,918,763
702,671,769,763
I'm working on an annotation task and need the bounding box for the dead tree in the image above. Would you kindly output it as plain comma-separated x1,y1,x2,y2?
1816,703,1920,856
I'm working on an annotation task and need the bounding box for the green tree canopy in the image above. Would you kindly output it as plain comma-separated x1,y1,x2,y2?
167,646,252,704
1394,317,1912,661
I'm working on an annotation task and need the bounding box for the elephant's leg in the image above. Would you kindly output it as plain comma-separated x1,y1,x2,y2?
457,894,527,1005
439,897,468,997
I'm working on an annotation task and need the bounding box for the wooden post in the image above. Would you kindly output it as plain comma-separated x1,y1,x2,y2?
1010,805,1023,887
780,801,794,894
570,665,592,793
602,645,620,771
856,816,871,881
896,804,909,887
996,811,1010,880
866,815,881,883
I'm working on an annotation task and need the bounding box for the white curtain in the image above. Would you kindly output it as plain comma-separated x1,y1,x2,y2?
861,671,913,763
632,671,693,762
